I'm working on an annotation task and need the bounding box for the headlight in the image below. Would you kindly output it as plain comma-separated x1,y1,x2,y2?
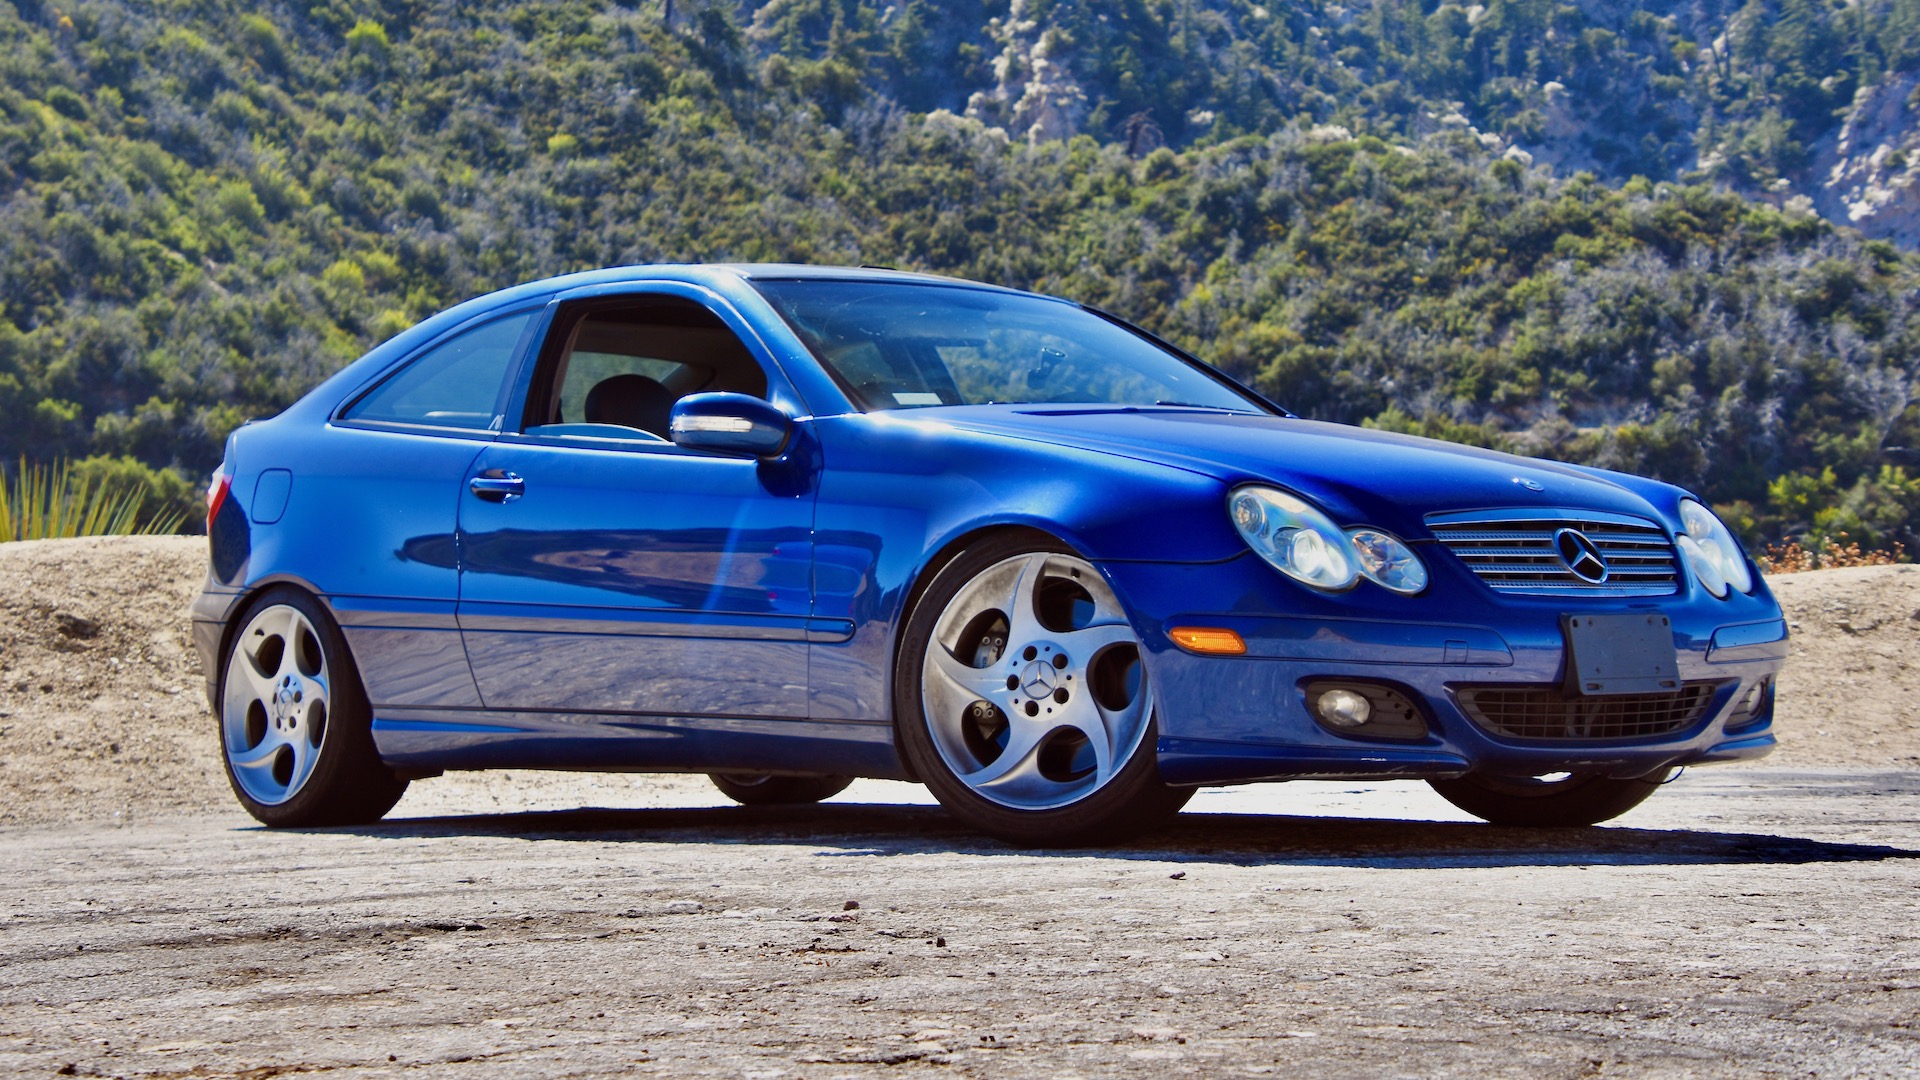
1346,528,1430,595
1230,486,1357,591
1677,499,1753,598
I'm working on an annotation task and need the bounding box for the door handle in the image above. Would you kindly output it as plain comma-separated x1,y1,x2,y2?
469,472,525,503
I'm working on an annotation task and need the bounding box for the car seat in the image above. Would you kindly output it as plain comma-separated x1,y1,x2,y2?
583,373,676,438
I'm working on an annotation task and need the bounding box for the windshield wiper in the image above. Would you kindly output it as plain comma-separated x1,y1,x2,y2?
1153,400,1258,412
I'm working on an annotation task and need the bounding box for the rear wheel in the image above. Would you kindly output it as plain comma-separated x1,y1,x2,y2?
709,773,853,805
218,588,407,827
896,537,1192,846
1427,769,1672,827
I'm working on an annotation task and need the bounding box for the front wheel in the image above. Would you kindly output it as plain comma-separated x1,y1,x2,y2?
219,587,408,827
896,537,1192,846
1428,768,1672,827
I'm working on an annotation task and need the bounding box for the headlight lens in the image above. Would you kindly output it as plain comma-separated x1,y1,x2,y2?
1230,486,1357,591
1675,534,1727,598
1677,499,1753,597
1346,528,1429,595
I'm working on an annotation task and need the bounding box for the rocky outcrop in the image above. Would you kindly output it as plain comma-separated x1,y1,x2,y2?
1808,71,1920,248
965,0,1089,145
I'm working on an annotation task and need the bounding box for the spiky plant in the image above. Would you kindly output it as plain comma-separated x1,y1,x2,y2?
0,459,188,541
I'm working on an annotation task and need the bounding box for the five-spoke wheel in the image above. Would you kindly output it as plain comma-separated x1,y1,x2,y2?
897,537,1191,844
219,588,407,826
223,603,331,805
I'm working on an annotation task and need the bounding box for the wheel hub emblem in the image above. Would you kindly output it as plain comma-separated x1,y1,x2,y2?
1019,660,1058,699
1554,528,1609,583
274,679,300,722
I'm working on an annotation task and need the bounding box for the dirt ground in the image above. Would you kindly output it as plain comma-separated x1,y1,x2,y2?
2,771,1916,1077
0,538,1916,1077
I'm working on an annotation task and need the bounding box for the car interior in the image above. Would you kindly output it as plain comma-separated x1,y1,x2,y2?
526,296,769,442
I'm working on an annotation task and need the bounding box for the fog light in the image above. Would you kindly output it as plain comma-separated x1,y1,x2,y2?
1316,688,1372,728
1728,676,1772,730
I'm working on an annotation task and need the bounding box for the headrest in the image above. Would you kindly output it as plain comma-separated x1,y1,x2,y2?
583,373,675,437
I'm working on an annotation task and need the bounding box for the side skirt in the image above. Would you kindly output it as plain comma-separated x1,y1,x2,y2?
370,707,910,780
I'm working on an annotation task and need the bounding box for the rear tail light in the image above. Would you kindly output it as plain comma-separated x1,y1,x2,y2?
206,464,232,530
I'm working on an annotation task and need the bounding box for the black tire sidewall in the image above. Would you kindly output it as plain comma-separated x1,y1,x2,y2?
1427,769,1671,827
894,535,1190,846
708,773,854,805
217,586,405,827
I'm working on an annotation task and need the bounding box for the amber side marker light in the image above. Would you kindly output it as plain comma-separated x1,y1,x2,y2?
1169,627,1247,655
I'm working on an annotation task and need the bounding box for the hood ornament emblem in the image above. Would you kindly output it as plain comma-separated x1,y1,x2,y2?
1554,528,1610,584
1513,477,1544,492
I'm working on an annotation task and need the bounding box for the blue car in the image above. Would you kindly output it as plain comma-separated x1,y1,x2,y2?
192,265,1786,844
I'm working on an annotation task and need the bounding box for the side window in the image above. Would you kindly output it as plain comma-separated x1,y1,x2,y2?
344,311,534,430
527,296,769,441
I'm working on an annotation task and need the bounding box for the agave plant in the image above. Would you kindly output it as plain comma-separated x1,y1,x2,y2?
0,459,188,542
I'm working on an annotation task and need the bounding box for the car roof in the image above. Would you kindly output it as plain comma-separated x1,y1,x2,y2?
508,262,1050,299
714,263,1028,290
298,264,1072,422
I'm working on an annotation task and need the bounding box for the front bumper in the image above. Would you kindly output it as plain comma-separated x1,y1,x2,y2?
1103,552,1787,787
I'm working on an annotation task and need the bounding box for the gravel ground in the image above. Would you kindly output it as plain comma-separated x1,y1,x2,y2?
0,538,1916,1077
2,770,1916,1078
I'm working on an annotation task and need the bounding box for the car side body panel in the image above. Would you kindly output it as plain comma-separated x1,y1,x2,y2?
454,436,816,718
201,409,495,712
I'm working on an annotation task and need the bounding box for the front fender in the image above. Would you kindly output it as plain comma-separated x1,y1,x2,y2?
807,413,1235,724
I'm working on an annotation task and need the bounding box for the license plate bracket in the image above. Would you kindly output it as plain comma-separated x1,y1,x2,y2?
1562,613,1681,696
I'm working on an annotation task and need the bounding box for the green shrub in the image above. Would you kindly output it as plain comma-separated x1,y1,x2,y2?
0,459,189,542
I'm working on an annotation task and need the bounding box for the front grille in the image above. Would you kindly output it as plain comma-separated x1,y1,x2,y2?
1455,682,1719,741
1426,508,1680,596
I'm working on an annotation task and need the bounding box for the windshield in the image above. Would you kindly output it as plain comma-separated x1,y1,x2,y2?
753,280,1266,413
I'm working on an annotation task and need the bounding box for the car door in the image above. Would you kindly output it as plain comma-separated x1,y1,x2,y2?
314,304,540,708
455,285,820,720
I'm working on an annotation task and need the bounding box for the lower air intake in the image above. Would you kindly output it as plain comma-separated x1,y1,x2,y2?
1454,682,1720,741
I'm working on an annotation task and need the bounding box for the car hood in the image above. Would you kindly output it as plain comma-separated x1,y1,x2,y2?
922,406,1675,536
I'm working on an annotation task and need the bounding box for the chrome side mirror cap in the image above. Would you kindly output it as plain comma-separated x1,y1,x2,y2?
668,392,792,458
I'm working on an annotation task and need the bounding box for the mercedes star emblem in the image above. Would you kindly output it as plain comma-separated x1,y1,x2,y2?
1554,528,1609,583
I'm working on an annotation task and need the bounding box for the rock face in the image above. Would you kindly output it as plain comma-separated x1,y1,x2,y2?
1809,71,1920,248
965,0,1089,145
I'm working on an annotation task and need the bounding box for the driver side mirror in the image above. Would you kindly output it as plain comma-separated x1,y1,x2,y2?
668,393,793,458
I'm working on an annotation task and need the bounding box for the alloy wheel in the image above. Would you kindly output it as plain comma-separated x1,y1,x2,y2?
919,551,1152,811
221,604,332,806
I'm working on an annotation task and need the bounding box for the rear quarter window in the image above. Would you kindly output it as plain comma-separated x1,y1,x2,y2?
343,311,536,430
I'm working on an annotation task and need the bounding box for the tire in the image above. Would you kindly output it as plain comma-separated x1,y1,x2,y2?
1427,768,1672,827
709,773,853,805
218,587,408,827
895,535,1193,846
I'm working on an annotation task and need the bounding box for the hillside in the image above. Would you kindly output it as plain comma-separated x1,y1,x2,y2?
0,0,1917,552
756,0,1920,246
